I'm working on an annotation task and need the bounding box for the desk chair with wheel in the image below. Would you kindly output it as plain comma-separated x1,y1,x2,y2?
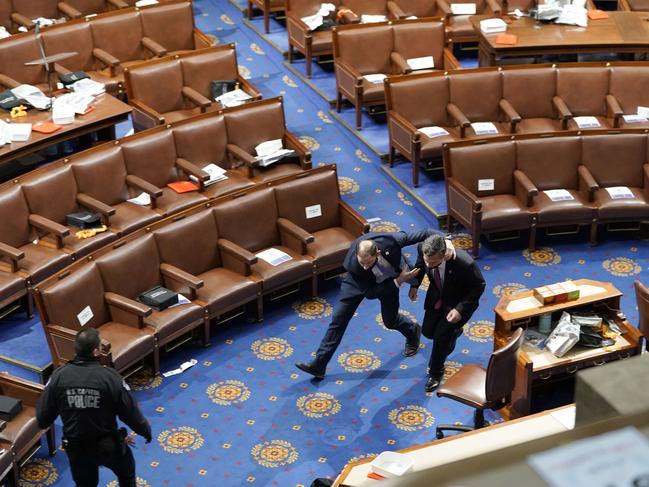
436,327,524,439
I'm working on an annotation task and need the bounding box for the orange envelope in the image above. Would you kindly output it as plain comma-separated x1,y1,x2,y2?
495,34,517,45
587,10,608,20
167,181,199,193
32,122,62,134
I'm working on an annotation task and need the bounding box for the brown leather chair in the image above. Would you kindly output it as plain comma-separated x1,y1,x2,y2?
62,0,130,16
444,140,535,257
20,165,119,258
224,98,312,182
635,280,649,351
273,168,369,275
38,262,159,373
0,373,55,485
153,209,263,325
387,0,439,18
338,0,389,20
0,34,48,91
120,130,209,215
286,0,340,78
0,271,29,318
95,235,209,348
213,188,316,297
580,134,649,241
10,0,75,30
608,66,649,129
555,67,614,130
517,136,597,247
248,0,285,34
444,0,501,45
618,0,649,10
1,1,13,33
71,145,163,236
435,327,524,437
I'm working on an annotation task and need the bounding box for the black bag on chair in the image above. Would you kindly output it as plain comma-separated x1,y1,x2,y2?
210,79,239,99
0,396,22,421
0,90,22,111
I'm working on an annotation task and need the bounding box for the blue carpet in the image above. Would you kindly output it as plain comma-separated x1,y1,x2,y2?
381,164,448,217
3,1,648,486
282,59,338,103
0,311,51,370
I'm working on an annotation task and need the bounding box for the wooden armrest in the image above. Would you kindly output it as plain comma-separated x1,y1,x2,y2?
160,263,204,293
578,165,599,201
11,12,33,28
340,10,360,23
0,74,20,90
0,372,44,395
552,96,572,129
278,217,314,244
0,242,24,273
335,59,363,88
513,169,538,206
107,0,129,7
436,0,452,16
226,143,258,166
218,238,257,265
125,175,163,198
93,48,120,68
104,292,152,317
176,158,209,188
485,0,502,14
447,177,482,210
284,132,312,168
387,0,407,18
58,1,82,18
340,200,370,235
390,52,411,74
499,99,522,133
77,193,116,219
28,215,69,249
605,94,623,128
443,48,461,70
141,36,168,57
447,103,470,137
181,86,211,110
237,76,262,100
129,99,165,126
389,111,420,140
47,324,76,339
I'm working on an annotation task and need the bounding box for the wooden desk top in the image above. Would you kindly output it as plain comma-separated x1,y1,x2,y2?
0,93,131,164
471,12,649,50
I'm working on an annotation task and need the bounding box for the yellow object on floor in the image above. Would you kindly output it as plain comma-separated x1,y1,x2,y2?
75,225,107,239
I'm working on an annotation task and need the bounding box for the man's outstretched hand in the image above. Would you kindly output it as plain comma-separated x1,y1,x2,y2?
396,267,420,286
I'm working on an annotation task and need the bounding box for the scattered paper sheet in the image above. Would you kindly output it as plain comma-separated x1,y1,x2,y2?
190,163,228,186
168,294,191,308
622,114,648,123
215,88,252,108
573,116,600,128
69,78,106,97
544,189,574,201
11,84,51,110
135,0,158,5
451,3,476,14
361,14,387,23
127,192,151,206
0,27,11,40
637,106,649,118
471,122,498,135
407,56,434,71
418,126,449,138
9,123,32,142
605,186,634,199
162,358,197,377
302,13,324,30
256,248,292,266
254,139,294,167
363,73,387,84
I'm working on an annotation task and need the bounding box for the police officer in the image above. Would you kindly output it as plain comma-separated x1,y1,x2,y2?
36,328,152,487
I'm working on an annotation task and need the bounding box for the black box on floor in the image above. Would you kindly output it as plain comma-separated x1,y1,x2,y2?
0,396,22,421
138,286,178,311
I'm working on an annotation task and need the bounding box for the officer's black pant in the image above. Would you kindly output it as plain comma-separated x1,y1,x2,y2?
65,435,136,487
422,308,465,378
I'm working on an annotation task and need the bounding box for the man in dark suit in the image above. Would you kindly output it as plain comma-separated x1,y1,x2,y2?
409,233,485,393
295,228,435,379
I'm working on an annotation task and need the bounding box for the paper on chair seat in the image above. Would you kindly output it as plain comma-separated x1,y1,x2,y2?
190,163,228,186
69,78,105,97
451,3,476,14
637,106,649,118
418,126,449,138
605,186,634,199
407,56,434,71
256,248,293,266
361,14,387,23
471,122,498,135
256,139,283,157
215,89,252,108
544,189,574,201
363,73,387,84
573,116,600,128
302,13,324,30
0,27,11,40
406,15,418,19
127,192,151,206
135,0,158,6
623,114,648,123
168,294,191,309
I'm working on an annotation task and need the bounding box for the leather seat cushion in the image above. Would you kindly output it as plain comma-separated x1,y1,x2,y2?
480,195,533,232
311,31,333,52
99,321,155,372
202,172,256,199
420,127,462,160
231,163,304,183
163,107,207,124
361,79,386,104
154,187,209,217
468,122,510,137
0,271,26,300
14,244,73,283
595,188,649,220
516,117,564,133
197,267,260,315
252,246,313,291
56,228,118,258
533,190,593,225
144,303,204,343
307,227,355,269
0,406,40,458
110,202,162,236
437,364,488,409
447,16,477,40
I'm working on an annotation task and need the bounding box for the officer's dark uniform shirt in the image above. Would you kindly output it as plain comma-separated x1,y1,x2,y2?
36,357,151,441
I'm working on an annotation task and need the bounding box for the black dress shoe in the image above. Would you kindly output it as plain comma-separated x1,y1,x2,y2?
295,361,325,380
425,375,441,393
404,324,421,357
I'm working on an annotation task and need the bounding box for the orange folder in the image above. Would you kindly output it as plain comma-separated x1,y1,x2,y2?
367,472,386,480
495,34,517,46
32,122,62,134
167,181,199,193
588,9,609,20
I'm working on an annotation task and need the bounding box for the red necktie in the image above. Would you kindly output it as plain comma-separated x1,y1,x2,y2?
433,267,443,310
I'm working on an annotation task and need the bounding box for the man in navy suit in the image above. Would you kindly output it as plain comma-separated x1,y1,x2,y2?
295,228,435,380
409,234,485,393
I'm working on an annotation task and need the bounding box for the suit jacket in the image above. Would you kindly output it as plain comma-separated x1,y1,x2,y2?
412,245,486,324
341,228,436,299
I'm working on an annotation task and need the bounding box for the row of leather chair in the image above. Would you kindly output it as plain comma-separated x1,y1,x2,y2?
386,62,649,186
443,130,649,257
334,18,461,130
124,44,262,130
0,97,310,317
0,0,211,95
34,165,368,375
618,0,649,10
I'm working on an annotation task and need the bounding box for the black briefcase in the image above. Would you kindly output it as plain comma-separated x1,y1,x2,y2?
66,211,102,229
210,79,239,99
59,71,90,85
138,286,178,311
0,396,22,422
0,90,22,111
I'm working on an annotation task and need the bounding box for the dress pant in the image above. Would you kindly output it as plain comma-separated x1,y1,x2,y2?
314,280,417,368
423,307,464,378
65,434,136,487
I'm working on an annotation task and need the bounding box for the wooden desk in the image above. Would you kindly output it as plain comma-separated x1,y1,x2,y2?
0,93,131,172
470,12,649,66
333,405,576,486
494,279,643,418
